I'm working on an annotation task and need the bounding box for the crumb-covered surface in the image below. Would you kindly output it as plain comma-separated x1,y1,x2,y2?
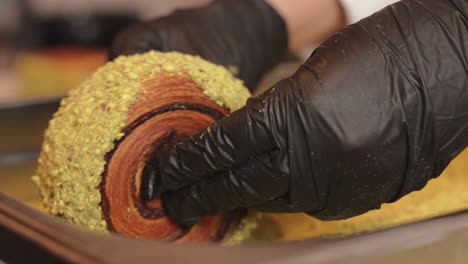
32,51,250,232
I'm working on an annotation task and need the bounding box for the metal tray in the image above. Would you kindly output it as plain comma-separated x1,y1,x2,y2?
2,193,468,263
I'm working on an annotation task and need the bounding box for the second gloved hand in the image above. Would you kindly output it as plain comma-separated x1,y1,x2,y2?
142,0,468,227
109,0,288,90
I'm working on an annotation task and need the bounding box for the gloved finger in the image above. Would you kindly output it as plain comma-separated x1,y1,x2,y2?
160,152,289,227
143,95,280,200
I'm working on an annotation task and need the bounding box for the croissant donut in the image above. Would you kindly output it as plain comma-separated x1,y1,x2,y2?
33,51,253,243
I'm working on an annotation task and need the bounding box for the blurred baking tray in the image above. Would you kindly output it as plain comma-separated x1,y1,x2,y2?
0,94,60,206
0,95,61,154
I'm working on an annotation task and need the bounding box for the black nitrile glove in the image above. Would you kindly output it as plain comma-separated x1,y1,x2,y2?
109,0,288,90
142,0,468,227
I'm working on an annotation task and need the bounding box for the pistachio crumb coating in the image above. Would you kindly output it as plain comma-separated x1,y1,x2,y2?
32,51,250,232
223,211,262,246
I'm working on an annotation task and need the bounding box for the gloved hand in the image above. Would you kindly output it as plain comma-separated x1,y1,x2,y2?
142,0,468,227
109,0,288,90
